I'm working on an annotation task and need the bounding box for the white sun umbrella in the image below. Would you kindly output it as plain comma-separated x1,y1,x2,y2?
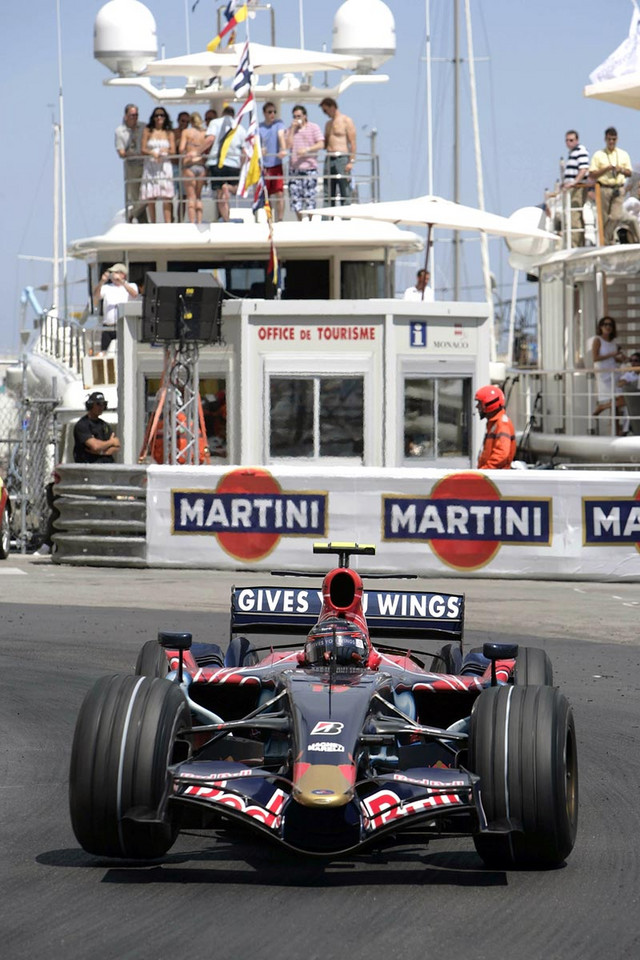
584,73,640,110
143,43,361,80
310,195,559,279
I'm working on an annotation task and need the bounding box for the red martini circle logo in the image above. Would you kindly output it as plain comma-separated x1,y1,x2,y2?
383,472,551,571
172,468,327,562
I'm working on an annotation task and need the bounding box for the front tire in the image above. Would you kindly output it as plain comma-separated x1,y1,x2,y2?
69,674,191,859
469,684,578,868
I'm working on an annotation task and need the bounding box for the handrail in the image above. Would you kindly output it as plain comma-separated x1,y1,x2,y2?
546,180,606,250
123,148,380,222
508,364,640,441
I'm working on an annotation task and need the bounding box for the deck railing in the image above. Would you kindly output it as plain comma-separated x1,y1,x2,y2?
123,149,380,223
507,365,640,442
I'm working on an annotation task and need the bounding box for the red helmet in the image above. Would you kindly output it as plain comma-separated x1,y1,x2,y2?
475,385,505,418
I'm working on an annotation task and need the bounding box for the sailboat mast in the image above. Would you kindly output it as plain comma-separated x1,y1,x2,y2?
453,0,461,298
56,0,68,323
426,0,435,288
53,122,60,313
464,0,495,359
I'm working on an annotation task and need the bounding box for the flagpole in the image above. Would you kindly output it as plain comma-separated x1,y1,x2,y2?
184,0,191,53
425,0,435,294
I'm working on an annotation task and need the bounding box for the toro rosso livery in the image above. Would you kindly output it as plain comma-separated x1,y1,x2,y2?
69,543,578,868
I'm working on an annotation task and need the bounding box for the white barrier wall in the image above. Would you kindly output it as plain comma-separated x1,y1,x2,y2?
146,465,640,580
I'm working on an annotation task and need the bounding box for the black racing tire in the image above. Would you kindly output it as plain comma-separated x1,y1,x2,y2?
135,640,170,679
225,635,259,667
469,684,578,868
0,505,10,559
69,674,191,859
514,646,553,686
429,642,462,674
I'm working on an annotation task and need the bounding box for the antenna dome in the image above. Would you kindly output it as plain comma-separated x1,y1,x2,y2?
332,0,396,73
94,0,157,76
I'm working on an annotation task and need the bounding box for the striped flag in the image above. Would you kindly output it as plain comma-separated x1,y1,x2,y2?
217,92,255,169
232,41,253,99
207,3,248,52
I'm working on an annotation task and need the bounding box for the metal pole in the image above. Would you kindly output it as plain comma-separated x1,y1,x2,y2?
426,0,435,291
55,0,68,324
453,0,461,299
464,0,494,358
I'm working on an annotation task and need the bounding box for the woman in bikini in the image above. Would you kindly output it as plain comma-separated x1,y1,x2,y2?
179,112,208,224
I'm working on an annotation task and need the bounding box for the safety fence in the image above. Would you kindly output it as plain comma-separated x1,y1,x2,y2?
0,376,58,552
48,462,640,581
52,463,147,566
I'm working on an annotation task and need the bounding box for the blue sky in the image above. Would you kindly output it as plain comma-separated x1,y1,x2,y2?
1,0,638,354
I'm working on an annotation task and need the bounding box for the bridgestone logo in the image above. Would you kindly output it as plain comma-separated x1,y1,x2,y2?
307,742,345,753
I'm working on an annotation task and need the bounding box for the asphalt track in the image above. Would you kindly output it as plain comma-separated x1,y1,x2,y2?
2,556,640,960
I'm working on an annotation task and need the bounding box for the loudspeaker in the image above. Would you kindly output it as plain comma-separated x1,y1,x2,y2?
142,272,223,343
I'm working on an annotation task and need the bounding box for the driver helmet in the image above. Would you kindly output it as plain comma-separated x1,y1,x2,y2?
475,384,505,419
304,617,369,667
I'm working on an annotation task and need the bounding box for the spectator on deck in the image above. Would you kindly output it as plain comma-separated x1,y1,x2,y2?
140,108,175,223
93,263,139,350
589,128,638,244
562,130,590,246
403,269,434,302
591,316,628,431
285,105,324,220
259,102,287,221
205,106,247,222
320,97,356,206
174,111,191,220
115,104,147,223
180,112,208,224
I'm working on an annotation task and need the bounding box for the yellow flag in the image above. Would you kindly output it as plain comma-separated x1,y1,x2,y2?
206,5,248,52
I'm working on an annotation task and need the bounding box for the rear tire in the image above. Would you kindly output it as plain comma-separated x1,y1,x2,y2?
469,684,578,868
69,674,191,859
135,640,169,679
0,505,10,559
514,646,553,686
429,642,462,674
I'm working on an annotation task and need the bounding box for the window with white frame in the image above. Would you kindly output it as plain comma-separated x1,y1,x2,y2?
269,376,364,460
403,376,471,461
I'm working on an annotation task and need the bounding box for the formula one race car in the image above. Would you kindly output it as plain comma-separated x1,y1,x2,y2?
69,543,578,869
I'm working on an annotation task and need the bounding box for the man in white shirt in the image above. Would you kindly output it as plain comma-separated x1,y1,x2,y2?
114,104,147,223
403,269,434,302
93,263,139,350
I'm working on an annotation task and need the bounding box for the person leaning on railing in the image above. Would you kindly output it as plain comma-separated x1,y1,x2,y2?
179,112,208,224
589,127,639,245
115,104,147,223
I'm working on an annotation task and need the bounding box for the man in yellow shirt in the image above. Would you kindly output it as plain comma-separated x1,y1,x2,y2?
589,127,638,244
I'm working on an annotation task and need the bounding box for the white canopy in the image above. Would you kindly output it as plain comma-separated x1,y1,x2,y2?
309,195,560,242
144,42,362,80
584,8,640,109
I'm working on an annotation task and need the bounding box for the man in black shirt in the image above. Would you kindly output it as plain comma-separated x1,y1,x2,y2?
73,392,121,463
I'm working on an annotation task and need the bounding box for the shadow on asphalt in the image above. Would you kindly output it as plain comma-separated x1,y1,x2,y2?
37,842,507,888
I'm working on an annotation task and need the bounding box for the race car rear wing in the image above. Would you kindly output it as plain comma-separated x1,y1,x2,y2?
230,587,464,643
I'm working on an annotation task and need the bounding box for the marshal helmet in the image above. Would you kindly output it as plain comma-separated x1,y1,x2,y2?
475,384,505,419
